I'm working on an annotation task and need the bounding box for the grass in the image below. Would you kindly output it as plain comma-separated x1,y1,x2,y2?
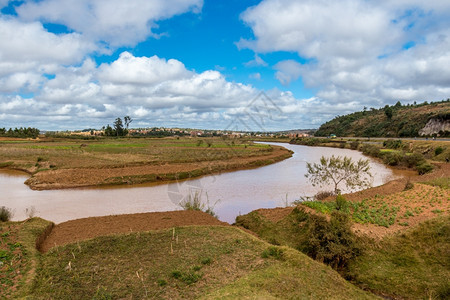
348,216,450,299
31,226,375,299
0,137,276,171
0,218,53,299
301,183,449,228
423,177,450,189
0,136,292,188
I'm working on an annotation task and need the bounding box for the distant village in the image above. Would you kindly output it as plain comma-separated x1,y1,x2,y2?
61,127,313,139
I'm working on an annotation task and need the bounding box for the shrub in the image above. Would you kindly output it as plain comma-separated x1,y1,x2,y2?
350,140,360,150
416,163,434,175
435,146,444,156
383,151,403,166
361,144,381,158
335,194,349,213
0,206,13,222
404,152,425,168
303,212,361,271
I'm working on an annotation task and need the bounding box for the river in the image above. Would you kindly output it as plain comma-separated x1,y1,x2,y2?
1,143,398,223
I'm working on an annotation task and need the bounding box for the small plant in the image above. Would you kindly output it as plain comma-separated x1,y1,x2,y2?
157,279,167,287
201,257,212,265
335,194,349,212
0,206,13,222
192,265,202,272
398,222,409,226
261,246,284,260
25,206,37,219
404,178,414,191
170,270,182,279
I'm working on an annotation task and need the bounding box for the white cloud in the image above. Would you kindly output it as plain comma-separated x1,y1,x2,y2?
240,0,450,106
16,0,203,47
274,60,303,86
244,54,268,67
1,50,342,130
0,17,95,65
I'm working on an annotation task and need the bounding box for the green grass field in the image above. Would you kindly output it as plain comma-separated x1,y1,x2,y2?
2,220,376,299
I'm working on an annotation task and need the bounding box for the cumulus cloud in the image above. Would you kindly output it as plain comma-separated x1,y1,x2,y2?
274,60,303,86
0,50,335,130
240,0,450,105
16,0,203,46
0,16,96,92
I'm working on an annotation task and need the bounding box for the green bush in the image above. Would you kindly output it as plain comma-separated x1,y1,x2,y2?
404,152,425,168
435,146,444,156
416,163,434,175
0,206,13,222
303,212,361,271
383,151,404,166
335,195,350,213
361,144,381,158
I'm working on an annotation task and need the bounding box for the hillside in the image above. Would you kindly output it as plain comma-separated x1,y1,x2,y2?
2,217,376,299
315,100,450,137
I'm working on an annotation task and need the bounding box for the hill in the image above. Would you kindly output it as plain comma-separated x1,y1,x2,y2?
315,100,450,137
1,217,376,299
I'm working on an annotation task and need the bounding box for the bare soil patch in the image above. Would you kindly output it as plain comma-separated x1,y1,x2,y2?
39,210,228,253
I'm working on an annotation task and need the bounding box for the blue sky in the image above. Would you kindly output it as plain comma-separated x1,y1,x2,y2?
0,0,449,131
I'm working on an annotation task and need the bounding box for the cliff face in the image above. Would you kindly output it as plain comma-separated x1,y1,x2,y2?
419,118,450,136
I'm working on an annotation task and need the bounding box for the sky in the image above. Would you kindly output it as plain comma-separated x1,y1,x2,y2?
0,0,449,131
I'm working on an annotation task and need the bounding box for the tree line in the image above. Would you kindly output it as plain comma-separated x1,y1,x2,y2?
0,127,40,138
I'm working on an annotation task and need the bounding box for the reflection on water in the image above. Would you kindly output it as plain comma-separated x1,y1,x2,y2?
0,143,398,223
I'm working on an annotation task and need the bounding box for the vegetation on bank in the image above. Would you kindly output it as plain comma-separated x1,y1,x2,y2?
314,99,450,137
348,216,450,299
291,137,449,174
1,224,375,299
0,218,53,299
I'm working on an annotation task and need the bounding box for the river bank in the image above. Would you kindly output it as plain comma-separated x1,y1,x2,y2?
0,137,292,190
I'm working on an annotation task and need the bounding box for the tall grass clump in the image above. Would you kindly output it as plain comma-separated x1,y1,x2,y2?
0,206,13,222
179,189,219,218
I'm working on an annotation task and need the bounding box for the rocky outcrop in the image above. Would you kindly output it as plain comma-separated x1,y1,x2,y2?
419,118,450,136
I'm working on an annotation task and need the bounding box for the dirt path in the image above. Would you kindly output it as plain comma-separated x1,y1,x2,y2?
39,210,228,253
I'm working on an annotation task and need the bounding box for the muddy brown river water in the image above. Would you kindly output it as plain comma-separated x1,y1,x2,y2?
1,143,400,223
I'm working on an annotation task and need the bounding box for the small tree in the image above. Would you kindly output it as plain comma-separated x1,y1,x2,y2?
305,155,373,194
113,117,124,136
384,105,393,119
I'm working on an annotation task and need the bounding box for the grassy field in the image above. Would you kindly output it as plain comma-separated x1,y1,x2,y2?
0,137,292,189
348,216,450,299
2,220,376,299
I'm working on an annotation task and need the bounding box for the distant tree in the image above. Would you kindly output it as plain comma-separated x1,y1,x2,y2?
394,101,402,108
124,116,132,129
305,155,373,194
104,124,114,136
113,117,124,136
384,105,393,119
